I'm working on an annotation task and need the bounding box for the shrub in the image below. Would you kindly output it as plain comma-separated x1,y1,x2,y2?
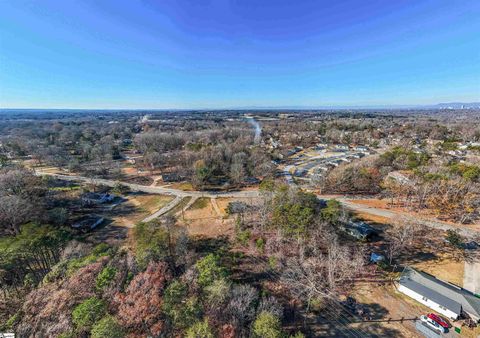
91,315,125,338
252,311,282,338
446,229,463,248
95,266,117,291
186,319,214,338
256,238,266,253
3,312,20,330
58,331,75,338
195,254,227,288
268,256,277,270
320,199,342,224
112,182,130,195
72,297,106,332
236,230,251,246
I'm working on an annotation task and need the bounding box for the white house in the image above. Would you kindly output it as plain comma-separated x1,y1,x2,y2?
398,267,480,322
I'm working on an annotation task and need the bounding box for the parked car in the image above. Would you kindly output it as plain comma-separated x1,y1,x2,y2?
420,315,447,333
427,313,450,329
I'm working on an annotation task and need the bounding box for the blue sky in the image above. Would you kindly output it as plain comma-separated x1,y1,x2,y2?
0,0,479,109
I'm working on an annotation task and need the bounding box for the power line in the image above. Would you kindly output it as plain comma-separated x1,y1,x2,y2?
246,255,371,338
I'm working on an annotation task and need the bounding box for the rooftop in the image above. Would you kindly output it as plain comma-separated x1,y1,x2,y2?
399,267,480,319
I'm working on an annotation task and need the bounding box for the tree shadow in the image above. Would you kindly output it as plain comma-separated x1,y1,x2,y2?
85,219,128,244
229,254,274,285
190,235,231,255
399,250,437,265
300,301,404,338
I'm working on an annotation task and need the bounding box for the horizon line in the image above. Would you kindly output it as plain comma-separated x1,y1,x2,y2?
1,101,479,111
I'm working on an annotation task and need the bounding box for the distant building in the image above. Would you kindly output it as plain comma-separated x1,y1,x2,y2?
398,267,480,321
82,192,115,206
162,173,183,182
354,146,369,153
333,144,350,152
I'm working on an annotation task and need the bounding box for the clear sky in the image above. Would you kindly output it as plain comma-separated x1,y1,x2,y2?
0,0,479,109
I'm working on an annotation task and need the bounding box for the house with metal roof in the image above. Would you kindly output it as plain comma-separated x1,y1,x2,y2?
398,267,480,322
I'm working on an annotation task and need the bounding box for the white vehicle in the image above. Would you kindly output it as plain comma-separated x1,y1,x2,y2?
420,315,447,333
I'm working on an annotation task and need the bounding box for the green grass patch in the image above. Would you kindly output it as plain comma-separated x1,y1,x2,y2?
190,197,210,210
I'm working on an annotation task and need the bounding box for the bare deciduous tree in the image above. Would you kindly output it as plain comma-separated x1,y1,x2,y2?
0,195,34,235
385,216,423,264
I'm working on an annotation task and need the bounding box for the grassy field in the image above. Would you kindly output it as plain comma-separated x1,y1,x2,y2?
190,197,210,210
133,194,175,214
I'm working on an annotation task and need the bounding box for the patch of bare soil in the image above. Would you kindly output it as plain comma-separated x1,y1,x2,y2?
352,283,423,338
183,198,218,220
411,253,464,286
121,167,138,175
182,218,235,237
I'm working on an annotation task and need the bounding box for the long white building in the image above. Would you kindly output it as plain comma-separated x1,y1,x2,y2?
397,267,480,322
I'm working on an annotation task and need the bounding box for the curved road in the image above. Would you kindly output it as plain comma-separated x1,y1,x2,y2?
39,171,478,238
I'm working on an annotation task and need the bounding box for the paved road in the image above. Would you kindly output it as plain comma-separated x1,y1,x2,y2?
337,198,479,238
38,171,479,238
142,196,183,223
40,172,260,198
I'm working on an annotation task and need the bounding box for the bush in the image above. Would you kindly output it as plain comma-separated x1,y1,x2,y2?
256,238,266,253
252,311,282,338
91,315,125,338
195,254,228,288
3,311,20,330
72,297,106,332
95,266,117,291
112,182,130,195
236,230,251,246
446,229,463,248
268,256,277,270
43,260,69,283
320,199,342,224
186,319,214,338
